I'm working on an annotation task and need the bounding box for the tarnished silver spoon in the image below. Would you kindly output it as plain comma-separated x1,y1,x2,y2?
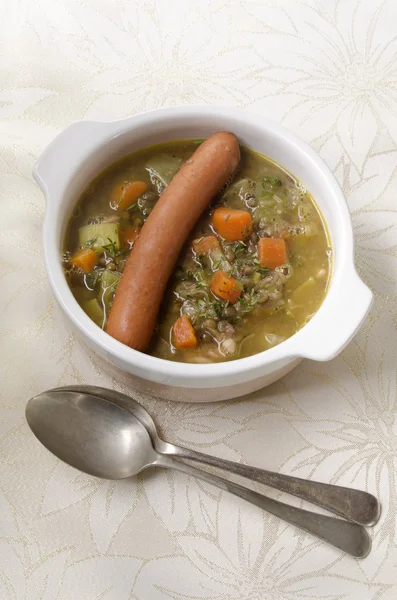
44,384,379,526
26,386,375,557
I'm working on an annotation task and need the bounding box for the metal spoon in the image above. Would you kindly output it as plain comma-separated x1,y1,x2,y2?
46,384,379,526
26,387,372,557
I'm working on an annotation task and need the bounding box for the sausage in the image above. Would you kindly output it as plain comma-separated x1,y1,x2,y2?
106,132,240,350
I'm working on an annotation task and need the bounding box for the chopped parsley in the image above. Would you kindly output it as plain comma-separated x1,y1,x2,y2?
102,237,117,257
114,247,130,259
193,297,225,320
260,176,282,188
229,240,247,257
211,301,223,317
196,254,205,268
237,297,256,314
84,237,97,248
185,269,207,284
256,267,270,274
237,291,258,314
242,225,251,237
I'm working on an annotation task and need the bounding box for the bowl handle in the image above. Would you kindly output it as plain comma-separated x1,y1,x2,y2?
291,269,373,362
33,121,110,199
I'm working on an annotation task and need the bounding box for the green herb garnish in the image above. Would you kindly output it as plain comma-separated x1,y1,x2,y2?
237,295,257,314
196,254,205,267
242,225,251,237
114,248,130,259
230,240,247,255
211,301,223,317
256,267,270,274
102,237,117,257
260,176,282,188
84,237,97,248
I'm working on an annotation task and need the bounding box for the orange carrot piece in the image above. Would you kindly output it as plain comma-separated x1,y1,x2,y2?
212,207,253,241
173,315,197,349
111,180,148,211
71,248,98,273
120,226,141,249
192,235,221,254
210,270,242,304
258,238,287,269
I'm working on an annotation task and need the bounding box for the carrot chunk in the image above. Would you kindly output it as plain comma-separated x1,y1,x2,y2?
192,235,221,254
210,270,242,304
71,248,98,273
212,207,253,241
120,226,141,249
111,180,148,211
173,315,197,349
258,238,287,269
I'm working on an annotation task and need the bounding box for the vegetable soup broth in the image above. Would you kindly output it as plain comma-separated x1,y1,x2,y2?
64,140,331,363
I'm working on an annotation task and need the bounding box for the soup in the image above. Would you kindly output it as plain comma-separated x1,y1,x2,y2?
63,139,331,363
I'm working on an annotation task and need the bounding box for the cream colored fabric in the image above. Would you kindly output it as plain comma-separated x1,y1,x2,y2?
1,1,396,598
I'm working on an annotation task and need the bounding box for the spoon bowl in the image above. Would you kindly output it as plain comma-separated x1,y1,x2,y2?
26,390,158,479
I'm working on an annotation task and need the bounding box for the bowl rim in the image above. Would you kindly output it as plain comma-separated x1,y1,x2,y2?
37,104,371,386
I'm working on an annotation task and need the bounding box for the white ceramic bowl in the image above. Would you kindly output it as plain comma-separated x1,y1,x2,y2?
35,105,372,402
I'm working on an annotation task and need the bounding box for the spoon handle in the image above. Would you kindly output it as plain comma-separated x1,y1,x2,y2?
159,443,380,526
158,455,370,558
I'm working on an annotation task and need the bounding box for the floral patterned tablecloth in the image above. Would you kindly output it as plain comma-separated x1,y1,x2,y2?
1,1,397,598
